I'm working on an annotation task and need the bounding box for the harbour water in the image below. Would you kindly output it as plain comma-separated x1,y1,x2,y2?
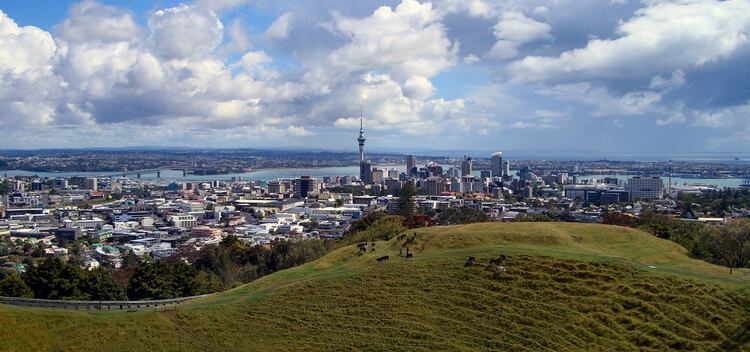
1,167,744,188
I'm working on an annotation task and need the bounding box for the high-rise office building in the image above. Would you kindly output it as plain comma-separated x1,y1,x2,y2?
461,156,472,177
85,177,98,191
628,176,664,200
491,152,503,177
52,178,68,190
294,175,319,198
406,155,417,176
503,160,510,177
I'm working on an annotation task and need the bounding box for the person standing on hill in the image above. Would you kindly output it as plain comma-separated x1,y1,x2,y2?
399,247,403,256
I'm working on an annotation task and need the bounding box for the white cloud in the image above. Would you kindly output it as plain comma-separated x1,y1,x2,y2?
532,6,548,16
0,11,56,74
223,19,253,53
693,110,732,127
326,0,458,81
535,109,565,118
487,11,552,59
656,112,686,126
54,1,143,43
148,4,223,60
262,12,294,41
287,125,315,136
463,54,480,64
0,11,60,127
327,72,464,135
537,83,662,117
194,0,252,10
507,0,750,82
438,0,497,18
402,76,436,100
649,69,686,90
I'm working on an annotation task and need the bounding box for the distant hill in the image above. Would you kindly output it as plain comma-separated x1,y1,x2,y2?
1,222,749,351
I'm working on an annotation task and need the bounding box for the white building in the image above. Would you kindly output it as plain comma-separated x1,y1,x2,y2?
85,177,98,191
171,214,198,229
628,176,664,200
175,200,205,213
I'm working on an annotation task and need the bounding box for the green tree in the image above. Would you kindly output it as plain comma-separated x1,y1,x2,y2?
347,211,389,234
512,213,553,222
701,219,750,275
121,250,140,269
305,220,319,231
23,258,94,300
220,234,240,248
127,261,179,300
0,274,33,298
92,270,127,301
0,180,12,195
397,182,415,217
437,206,492,225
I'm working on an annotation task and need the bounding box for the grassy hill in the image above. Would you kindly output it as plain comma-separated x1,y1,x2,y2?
1,222,749,351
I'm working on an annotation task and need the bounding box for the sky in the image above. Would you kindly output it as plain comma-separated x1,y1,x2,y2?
0,0,749,159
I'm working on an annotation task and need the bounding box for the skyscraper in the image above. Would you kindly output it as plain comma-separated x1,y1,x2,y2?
491,152,503,177
461,155,472,177
406,155,417,176
85,177,98,191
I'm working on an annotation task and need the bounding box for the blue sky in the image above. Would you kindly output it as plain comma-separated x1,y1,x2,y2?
0,0,749,160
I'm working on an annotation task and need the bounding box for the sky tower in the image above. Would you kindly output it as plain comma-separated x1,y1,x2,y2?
357,109,371,184
358,111,366,163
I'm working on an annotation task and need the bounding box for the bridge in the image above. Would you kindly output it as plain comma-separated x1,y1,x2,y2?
92,167,211,179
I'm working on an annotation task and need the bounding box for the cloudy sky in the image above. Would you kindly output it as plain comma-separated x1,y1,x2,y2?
0,0,749,159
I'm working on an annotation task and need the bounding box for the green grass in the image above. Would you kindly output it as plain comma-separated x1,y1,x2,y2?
1,222,749,351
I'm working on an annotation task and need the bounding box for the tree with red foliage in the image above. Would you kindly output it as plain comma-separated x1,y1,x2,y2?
601,211,638,228
402,215,435,229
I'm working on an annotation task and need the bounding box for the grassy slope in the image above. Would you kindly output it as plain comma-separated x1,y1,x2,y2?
1,222,749,351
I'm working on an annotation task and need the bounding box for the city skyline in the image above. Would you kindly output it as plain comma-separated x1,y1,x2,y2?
0,0,749,157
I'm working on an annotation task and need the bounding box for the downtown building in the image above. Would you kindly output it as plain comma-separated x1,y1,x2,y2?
628,176,664,200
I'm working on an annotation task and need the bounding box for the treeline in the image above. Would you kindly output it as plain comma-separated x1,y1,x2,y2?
678,189,750,217
0,237,329,301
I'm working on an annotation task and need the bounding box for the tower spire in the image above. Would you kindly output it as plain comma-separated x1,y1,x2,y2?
357,108,366,162
357,107,369,184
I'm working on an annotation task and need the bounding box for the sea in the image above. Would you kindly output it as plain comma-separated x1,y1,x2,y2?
1,166,745,188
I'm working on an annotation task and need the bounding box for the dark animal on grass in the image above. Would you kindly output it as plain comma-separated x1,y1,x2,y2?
405,253,413,259
357,242,367,248
489,255,506,265
405,234,417,245
377,255,389,263
467,256,475,262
